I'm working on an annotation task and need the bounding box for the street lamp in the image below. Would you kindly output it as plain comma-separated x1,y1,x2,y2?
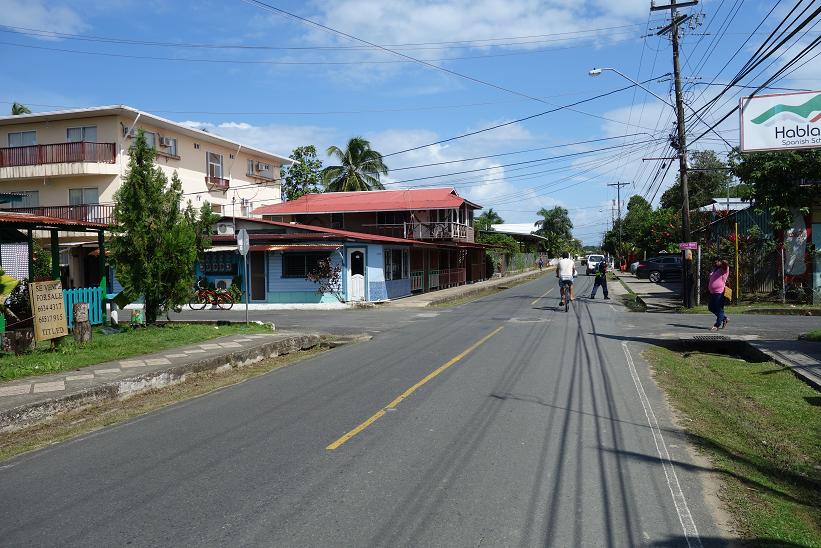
588,67,674,107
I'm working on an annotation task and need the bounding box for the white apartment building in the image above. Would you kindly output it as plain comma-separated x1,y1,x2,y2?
0,105,291,288
0,105,290,220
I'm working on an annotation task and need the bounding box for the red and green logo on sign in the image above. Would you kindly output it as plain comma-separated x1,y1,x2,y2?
751,93,821,125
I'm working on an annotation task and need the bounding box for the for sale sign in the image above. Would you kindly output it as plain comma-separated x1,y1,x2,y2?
29,280,68,341
740,91,821,152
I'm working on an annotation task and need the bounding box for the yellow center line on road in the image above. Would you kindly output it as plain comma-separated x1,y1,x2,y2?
326,325,505,451
531,287,554,306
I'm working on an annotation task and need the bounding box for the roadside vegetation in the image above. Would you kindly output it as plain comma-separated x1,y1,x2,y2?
0,323,271,381
678,301,821,315
644,347,821,546
615,275,647,312
0,345,325,462
800,329,821,341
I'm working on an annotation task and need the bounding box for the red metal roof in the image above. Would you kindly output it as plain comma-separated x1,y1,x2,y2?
0,212,108,231
252,188,481,216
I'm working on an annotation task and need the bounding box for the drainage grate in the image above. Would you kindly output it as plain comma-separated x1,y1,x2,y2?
692,335,731,341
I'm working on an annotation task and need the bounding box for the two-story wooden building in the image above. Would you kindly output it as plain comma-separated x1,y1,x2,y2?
0,105,292,287
241,188,489,302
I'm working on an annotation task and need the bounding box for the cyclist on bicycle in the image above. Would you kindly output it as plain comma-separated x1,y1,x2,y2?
556,251,577,306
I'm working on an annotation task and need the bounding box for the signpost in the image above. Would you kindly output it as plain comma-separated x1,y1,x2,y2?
29,280,68,342
740,90,821,152
237,229,249,325
678,242,698,250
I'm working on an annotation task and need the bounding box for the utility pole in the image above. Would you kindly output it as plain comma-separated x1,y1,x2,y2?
608,182,629,267
652,0,698,307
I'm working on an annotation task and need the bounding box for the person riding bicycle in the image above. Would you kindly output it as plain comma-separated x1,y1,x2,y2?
556,251,576,306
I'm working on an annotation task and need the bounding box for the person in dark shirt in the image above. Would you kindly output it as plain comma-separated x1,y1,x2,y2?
590,260,610,299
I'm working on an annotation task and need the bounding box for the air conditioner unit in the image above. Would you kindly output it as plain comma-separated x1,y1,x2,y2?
159,137,174,147
213,277,233,290
216,222,235,235
256,162,270,172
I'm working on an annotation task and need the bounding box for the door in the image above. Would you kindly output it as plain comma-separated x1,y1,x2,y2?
250,251,266,301
348,249,365,301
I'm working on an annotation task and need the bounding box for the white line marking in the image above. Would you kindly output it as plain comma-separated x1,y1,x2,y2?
621,342,702,548
609,304,617,312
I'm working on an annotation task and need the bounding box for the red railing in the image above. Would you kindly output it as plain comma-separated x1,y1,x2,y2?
2,203,115,224
0,142,116,168
206,176,230,191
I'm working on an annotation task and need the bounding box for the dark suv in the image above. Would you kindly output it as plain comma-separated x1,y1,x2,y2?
635,255,682,283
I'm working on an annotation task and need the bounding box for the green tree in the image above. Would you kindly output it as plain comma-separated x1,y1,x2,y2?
730,148,821,232
474,208,504,231
11,102,31,115
30,241,52,280
534,206,573,256
110,130,208,324
282,145,323,201
321,137,388,192
660,150,732,211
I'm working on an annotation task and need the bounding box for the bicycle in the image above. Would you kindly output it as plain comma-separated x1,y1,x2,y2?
559,278,573,312
189,281,235,310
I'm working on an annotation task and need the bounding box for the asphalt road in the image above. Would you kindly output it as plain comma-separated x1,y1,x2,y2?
1,273,772,546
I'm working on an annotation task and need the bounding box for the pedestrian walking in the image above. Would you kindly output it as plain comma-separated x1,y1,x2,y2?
537,256,545,271
590,259,610,299
707,257,730,331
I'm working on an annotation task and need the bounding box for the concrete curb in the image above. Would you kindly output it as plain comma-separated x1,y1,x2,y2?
0,333,321,432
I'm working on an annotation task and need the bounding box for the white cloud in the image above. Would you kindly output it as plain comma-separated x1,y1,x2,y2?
178,120,337,158
0,0,88,36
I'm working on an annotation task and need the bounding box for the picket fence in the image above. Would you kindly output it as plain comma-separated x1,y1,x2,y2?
63,286,105,328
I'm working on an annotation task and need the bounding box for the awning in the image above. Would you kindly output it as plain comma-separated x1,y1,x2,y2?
204,245,238,252
248,244,342,252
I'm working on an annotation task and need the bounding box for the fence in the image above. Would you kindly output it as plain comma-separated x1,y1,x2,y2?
63,286,105,328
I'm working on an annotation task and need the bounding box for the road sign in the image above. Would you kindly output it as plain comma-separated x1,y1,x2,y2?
29,280,68,342
740,90,821,152
237,229,249,256
679,242,698,250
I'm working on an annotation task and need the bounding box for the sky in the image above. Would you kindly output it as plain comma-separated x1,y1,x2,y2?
1,0,818,244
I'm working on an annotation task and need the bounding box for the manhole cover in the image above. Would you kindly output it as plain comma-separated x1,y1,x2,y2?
692,335,730,341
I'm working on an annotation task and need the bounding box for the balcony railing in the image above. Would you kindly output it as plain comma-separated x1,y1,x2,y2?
1,203,115,225
206,176,230,191
0,142,117,168
362,221,475,242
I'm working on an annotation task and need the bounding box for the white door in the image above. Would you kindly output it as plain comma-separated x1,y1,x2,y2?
348,249,365,301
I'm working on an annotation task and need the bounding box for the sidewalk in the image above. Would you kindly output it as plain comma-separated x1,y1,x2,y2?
615,271,682,310
0,331,320,431
387,268,551,308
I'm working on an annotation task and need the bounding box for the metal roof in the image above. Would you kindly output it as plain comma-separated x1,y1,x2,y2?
0,212,108,231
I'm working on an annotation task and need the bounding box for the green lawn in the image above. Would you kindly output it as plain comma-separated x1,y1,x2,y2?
644,347,821,546
680,302,821,315
1,323,271,381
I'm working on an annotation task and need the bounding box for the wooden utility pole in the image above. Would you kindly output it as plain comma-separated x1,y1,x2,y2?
607,182,629,263
652,0,698,306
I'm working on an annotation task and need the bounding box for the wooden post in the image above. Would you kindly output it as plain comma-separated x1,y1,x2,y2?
72,302,92,343
97,230,107,292
50,229,60,281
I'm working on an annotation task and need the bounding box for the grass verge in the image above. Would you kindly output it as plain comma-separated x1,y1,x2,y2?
644,347,821,546
0,323,271,381
430,269,550,308
800,329,821,342
678,302,821,315
615,276,647,312
0,345,326,462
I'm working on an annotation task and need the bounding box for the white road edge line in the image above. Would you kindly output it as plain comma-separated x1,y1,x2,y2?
621,342,703,548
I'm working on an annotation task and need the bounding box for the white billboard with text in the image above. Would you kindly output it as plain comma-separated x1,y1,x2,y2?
740,90,821,152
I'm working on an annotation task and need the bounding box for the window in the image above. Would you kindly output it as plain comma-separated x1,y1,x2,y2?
69,187,99,205
377,212,407,225
247,159,255,176
160,137,177,156
282,253,327,278
67,126,97,142
8,131,36,147
2,190,39,208
207,152,223,179
384,248,409,280
142,131,156,149
202,252,236,274
247,159,273,179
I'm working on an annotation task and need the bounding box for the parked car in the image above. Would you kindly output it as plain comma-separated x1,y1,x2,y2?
629,261,639,274
586,254,605,275
635,255,682,282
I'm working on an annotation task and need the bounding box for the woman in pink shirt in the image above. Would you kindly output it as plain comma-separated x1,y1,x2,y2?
707,258,730,330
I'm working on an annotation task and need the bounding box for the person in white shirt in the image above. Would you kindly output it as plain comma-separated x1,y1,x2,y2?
556,251,577,306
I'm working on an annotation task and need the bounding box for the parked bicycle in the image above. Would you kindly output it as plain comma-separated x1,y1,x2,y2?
189,280,235,310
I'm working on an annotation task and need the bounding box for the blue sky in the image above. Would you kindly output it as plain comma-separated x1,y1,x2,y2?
2,0,818,244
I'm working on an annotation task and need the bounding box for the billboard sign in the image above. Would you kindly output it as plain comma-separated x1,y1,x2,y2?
29,280,68,342
740,90,821,152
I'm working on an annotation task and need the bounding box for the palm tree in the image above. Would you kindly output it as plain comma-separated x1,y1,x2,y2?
475,208,504,231
321,137,388,192
11,102,31,115
534,206,573,257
